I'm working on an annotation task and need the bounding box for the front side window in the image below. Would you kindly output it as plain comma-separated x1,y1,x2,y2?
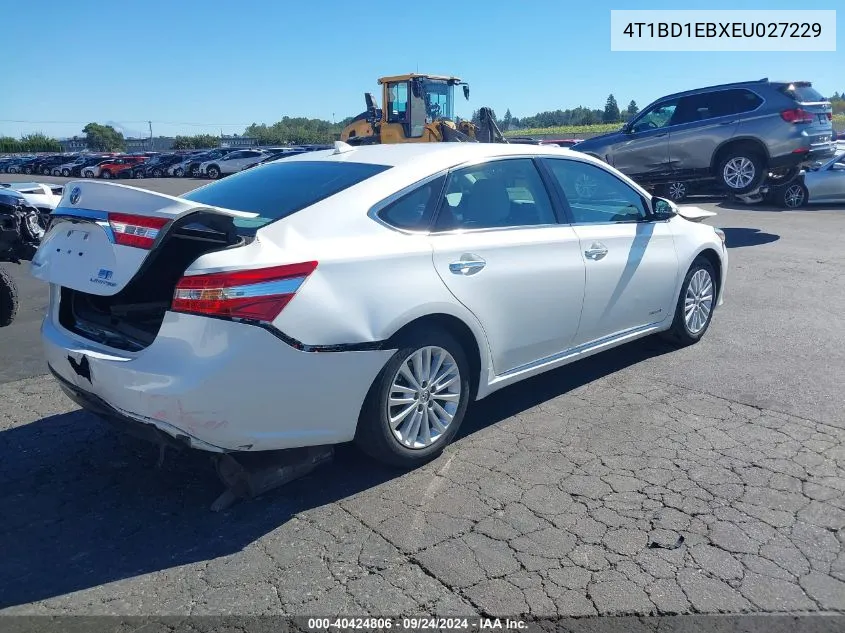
543,158,647,224
631,100,678,132
386,82,408,123
433,158,557,231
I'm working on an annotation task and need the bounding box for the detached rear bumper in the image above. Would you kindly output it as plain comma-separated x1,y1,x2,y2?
42,309,394,452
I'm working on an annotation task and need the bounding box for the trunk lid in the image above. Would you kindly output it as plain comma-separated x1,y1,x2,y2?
31,180,258,296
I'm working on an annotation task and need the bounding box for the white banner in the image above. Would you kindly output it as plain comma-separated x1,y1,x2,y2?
610,10,836,52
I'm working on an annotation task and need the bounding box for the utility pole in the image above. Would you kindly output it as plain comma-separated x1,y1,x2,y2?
148,120,153,151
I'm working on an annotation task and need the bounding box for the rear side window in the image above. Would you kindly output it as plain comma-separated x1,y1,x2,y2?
376,175,446,231
780,83,826,103
182,160,391,230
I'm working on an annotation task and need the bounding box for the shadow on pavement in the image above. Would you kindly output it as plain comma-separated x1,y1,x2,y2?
721,227,780,249
0,337,676,608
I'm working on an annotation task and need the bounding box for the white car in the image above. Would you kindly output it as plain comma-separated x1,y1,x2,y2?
1,181,63,213
32,142,727,468
198,149,268,179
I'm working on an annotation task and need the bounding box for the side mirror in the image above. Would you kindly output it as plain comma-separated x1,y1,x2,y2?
463,85,470,100
651,196,676,220
622,122,633,134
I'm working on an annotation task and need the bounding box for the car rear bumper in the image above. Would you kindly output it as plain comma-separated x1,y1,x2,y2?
42,309,394,452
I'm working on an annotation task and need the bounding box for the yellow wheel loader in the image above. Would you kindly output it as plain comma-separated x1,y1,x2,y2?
340,74,506,145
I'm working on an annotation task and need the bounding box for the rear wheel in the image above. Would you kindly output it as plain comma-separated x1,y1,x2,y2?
0,268,19,328
662,257,717,346
780,181,808,209
100,170,112,179
355,328,471,468
664,181,688,202
61,168,71,177
152,168,163,177
717,151,764,194
174,167,184,177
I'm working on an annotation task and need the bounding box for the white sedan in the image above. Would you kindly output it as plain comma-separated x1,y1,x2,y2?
32,142,727,467
198,149,269,179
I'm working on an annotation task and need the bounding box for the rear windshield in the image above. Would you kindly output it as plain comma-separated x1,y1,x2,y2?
181,160,391,230
780,83,827,103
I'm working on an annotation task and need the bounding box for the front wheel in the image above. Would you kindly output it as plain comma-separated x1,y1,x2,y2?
61,168,71,177
174,167,184,177
717,152,764,194
206,165,221,179
0,268,19,327
662,257,717,347
100,170,112,179
355,329,471,468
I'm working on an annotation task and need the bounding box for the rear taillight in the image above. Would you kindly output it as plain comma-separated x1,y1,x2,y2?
780,108,814,124
108,213,168,249
171,261,318,322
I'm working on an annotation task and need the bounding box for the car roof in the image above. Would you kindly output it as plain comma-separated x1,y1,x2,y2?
280,141,580,172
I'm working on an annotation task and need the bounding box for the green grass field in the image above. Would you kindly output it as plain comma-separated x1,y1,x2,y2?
504,114,845,138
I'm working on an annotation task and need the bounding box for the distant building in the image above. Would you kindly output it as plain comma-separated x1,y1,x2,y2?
219,136,259,148
58,136,177,152
125,137,176,152
59,137,87,152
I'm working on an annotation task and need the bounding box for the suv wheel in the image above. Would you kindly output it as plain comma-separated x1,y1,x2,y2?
174,167,184,177
61,168,71,177
717,151,764,194
206,165,221,179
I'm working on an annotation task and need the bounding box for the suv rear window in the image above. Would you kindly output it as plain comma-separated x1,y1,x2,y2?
182,160,391,230
780,83,826,103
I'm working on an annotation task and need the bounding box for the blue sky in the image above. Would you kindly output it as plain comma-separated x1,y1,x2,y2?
0,0,840,139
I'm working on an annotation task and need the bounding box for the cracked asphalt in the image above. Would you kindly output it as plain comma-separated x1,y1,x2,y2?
1,174,844,619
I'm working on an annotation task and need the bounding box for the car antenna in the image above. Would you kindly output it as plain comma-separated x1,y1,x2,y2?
332,140,356,155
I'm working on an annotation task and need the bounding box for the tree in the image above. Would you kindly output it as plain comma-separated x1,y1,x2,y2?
502,108,513,131
627,100,639,116
83,123,125,151
603,94,621,123
0,133,60,153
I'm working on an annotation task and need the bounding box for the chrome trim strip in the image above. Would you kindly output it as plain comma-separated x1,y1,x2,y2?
499,321,662,378
50,206,115,243
174,276,306,300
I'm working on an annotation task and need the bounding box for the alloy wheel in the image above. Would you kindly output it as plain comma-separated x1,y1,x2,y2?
783,183,806,208
684,269,714,335
386,346,462,449
723,157,756,189
668,182,687,201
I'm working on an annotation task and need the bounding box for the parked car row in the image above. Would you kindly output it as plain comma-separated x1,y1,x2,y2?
0,145,333,180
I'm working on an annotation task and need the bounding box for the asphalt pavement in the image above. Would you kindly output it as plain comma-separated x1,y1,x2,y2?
1,173,844,620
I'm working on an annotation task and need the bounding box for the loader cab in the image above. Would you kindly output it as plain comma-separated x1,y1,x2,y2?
378,74,468,142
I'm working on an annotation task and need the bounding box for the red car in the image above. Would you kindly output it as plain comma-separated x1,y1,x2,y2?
97,156,148,179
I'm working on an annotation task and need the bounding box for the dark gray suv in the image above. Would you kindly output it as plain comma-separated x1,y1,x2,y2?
573,79,834,197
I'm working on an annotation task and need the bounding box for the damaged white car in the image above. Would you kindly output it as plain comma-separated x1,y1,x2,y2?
33,142,728,468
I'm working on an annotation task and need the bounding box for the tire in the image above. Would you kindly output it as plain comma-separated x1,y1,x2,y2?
42,167,51,175
83,170,93,178
663,181,688,202
0,267,19,328
152,168,163,177
133,170,144,179
61,168,71,177
662,257,718,347
354,328,472,468
24,167,32,175
780,181,808,209
100,170,112,179
174,167,184,177
206,165,221,179
717,151,764,194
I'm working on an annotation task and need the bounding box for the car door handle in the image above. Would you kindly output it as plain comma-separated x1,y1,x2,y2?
584,242,608,260
449,256,486,275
